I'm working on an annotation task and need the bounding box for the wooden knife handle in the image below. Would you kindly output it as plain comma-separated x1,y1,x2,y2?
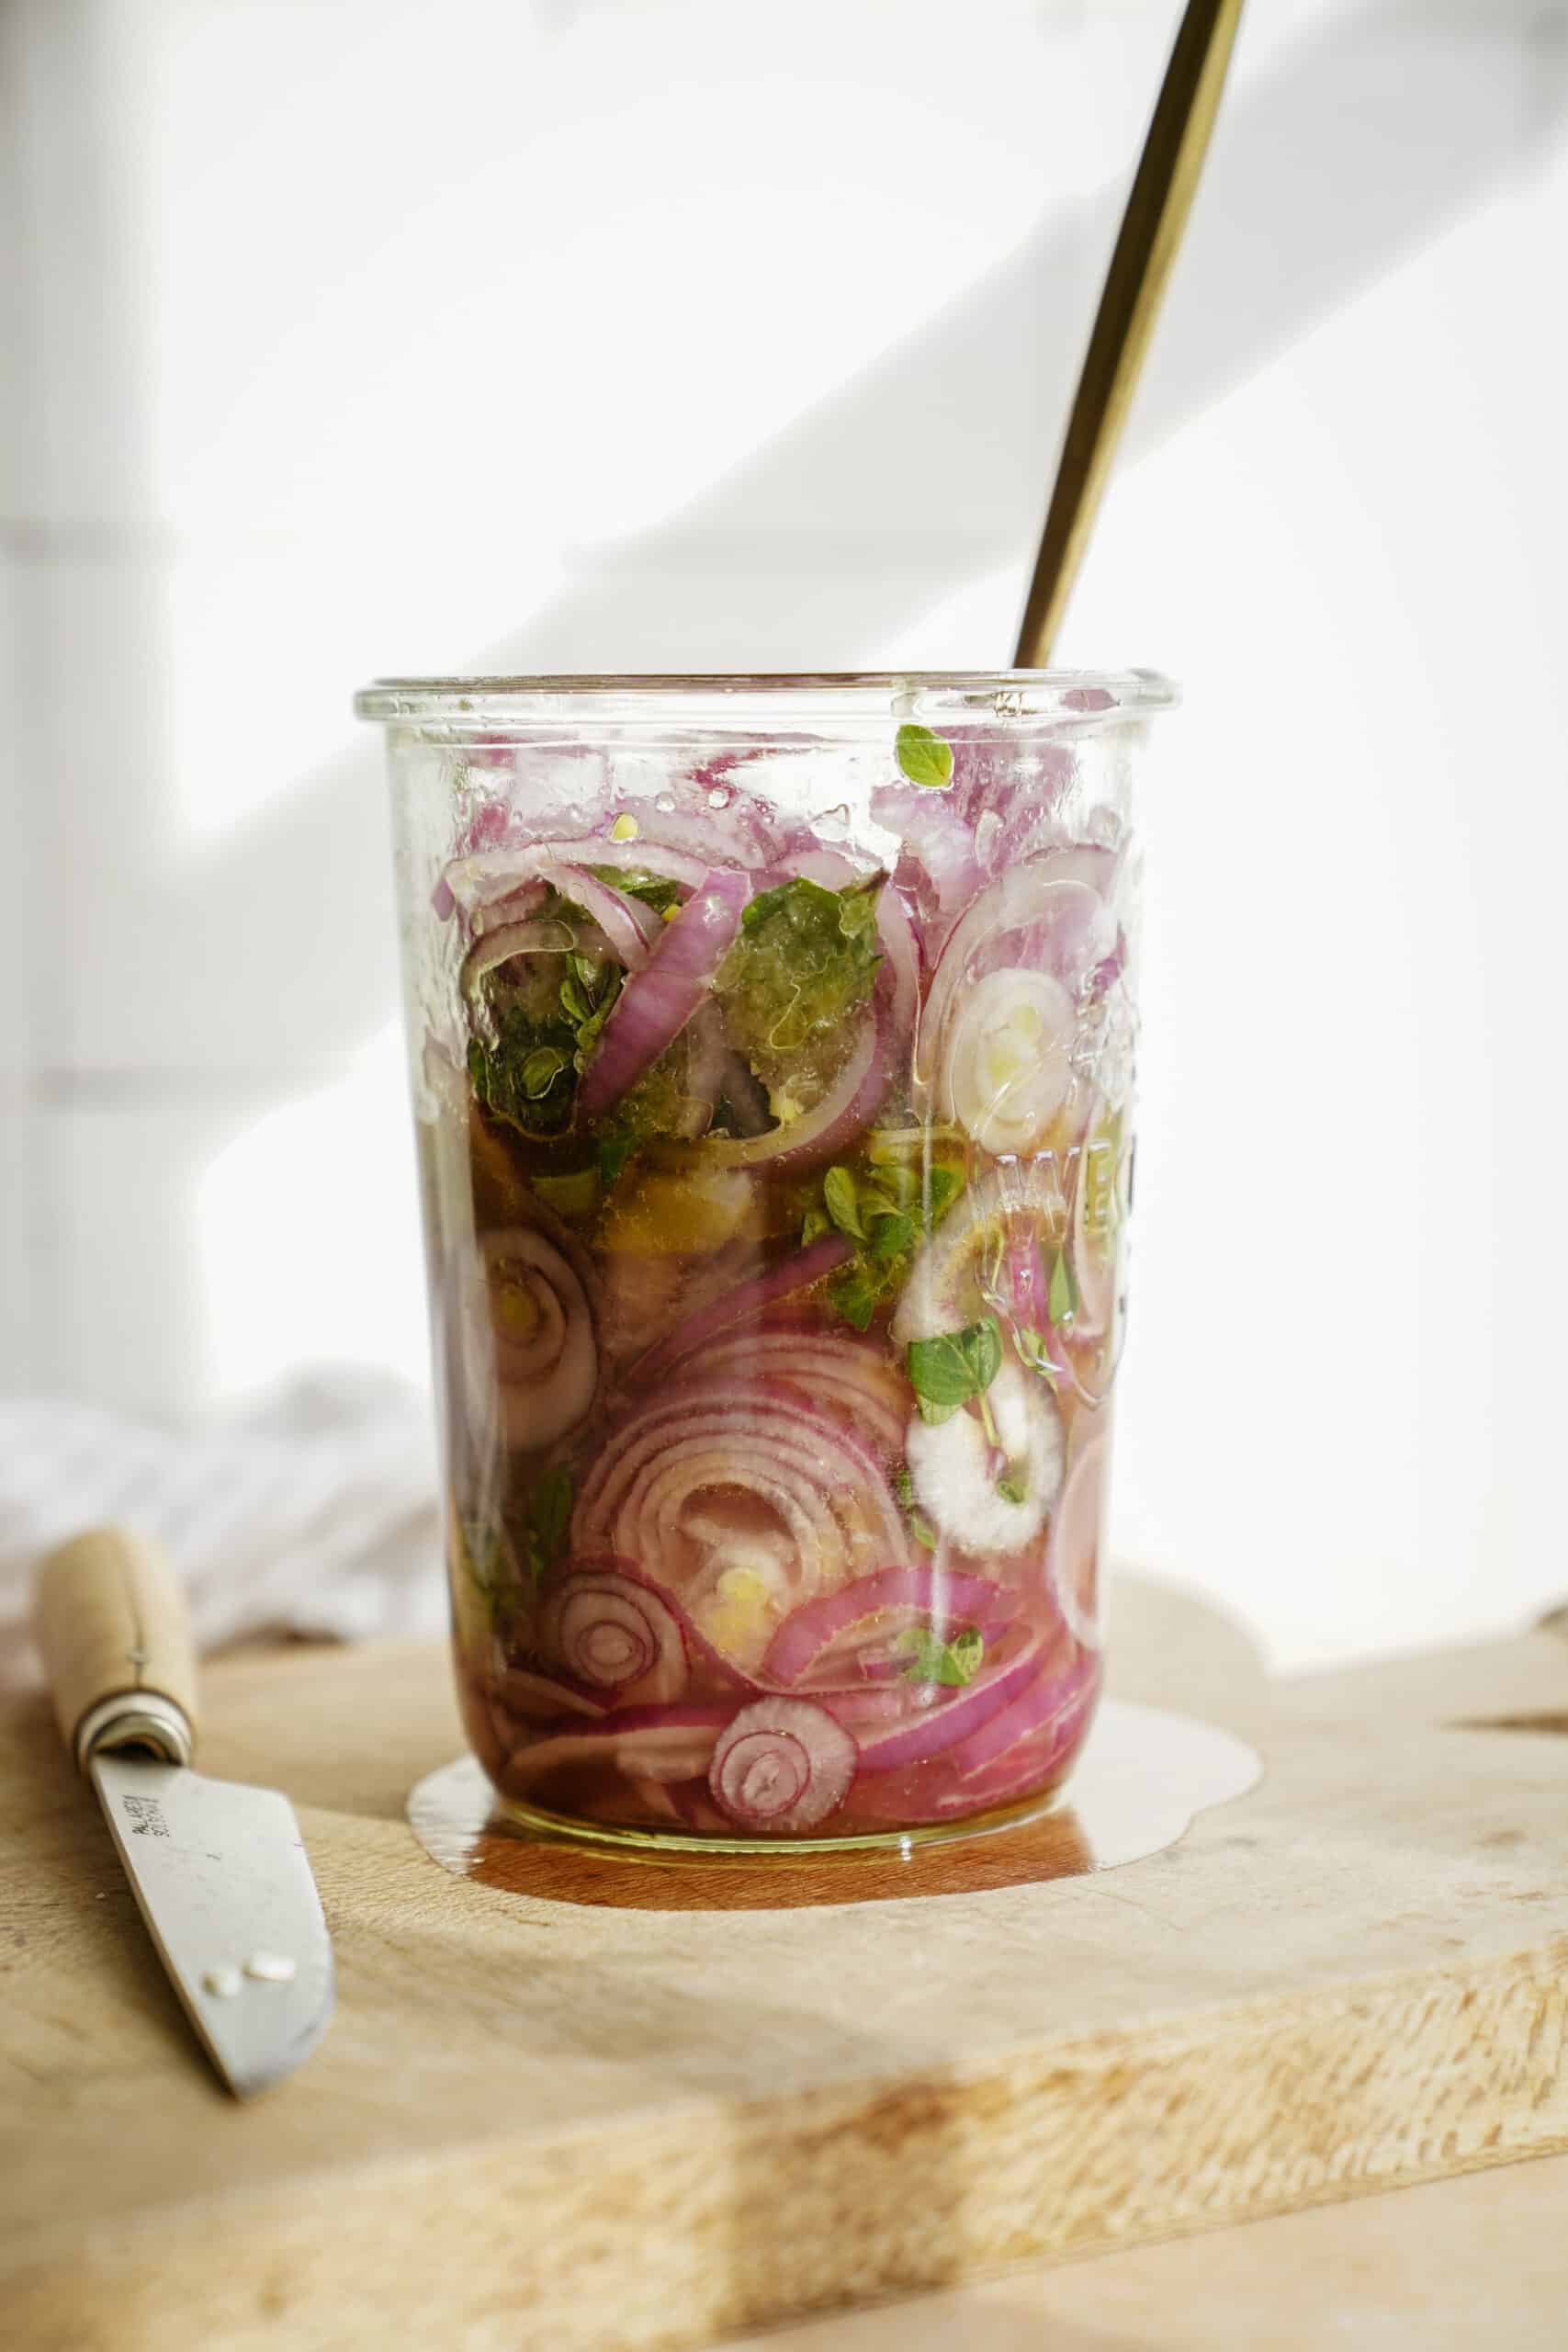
34,1528,197,1771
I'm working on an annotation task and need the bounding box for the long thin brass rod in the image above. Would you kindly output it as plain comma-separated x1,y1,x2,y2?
1012,0,1246,669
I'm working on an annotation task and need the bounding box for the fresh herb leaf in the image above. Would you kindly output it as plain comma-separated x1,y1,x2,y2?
899,1625,984,1685
895,723,954,790
869,1211,915,1264
907,1329,980,1412
558,975,592,1026
716,876,883,1102
588,865,684,919
996,1475,1027,1507
532,1168,600,1218
923,1166,963,1226
829,1267,880,1332
960,1317,1003,1394
908,1510,938,1552
1048,1249,1080,1329
528,1464,574,1570
597,1136,637,1191
801,1205,831,1247
823,1165,864,1240
894,1463,915,1508
521,1046,570,1099
917,1394,964,1426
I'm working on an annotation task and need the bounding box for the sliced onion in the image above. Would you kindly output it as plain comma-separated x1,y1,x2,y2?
499,1702,734,1792
445,836,708,917
480,1226,598,1449
491,1664,607,1723
539,1566,687,1704
546,1555,757,1696
459,917,579,1019
531,863,660,970
1049,1429,1110,1650
947,1651,1091,1779
918,865,1115,1090
708,1697,857,1832
682,977,890,1172
905,1363,1065,1555
577,868,750,1124
761,1565,1018,1686
573,1376,909,1668
853,1624,1045,1774
627,1235,854,1385
940,966,1077,1157
895,1160,1072,1346
693,1320,911,1457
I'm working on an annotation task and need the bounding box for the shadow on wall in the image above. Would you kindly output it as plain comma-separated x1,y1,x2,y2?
107,7,1565,1091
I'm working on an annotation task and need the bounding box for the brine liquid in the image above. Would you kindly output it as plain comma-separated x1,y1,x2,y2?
408,718,1138,1845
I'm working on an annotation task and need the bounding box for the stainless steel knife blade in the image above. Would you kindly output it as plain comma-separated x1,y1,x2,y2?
91,1748,334,2098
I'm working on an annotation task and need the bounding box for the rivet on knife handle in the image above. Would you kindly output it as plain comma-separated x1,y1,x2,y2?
33,1528,197,1772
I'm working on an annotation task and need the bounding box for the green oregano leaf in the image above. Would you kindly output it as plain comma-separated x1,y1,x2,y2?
801,1205,831,1246
908,1510,939,1552
521,1046,570,1099
996,1475,1028,1508
823,1165,863,1240
960,1316,1003,1393
895,722,954,789
529,1464,574,1566
898,1624,984,1685
906,1330,979,1411
597,1136,636,1191
869,1212,915,1265
1049,1248,1080,1329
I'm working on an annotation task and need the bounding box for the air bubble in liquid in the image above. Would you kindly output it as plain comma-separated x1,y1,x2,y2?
655,793,676,815
707,786,732,810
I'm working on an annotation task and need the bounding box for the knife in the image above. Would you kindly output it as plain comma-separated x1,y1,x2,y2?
34,1526,334,2098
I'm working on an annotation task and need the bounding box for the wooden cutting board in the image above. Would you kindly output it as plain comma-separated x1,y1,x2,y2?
4,1576,1568,2352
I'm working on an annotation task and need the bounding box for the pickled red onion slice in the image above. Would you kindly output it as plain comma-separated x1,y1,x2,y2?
708,1697,857,1833
628,1235,854,1385
573,1378,908,1666
852,1623,1046,1774
761,1565,1018,1686
939,966,1077,1157
539,1567,687,1704
577,869,750,1124
693,1321,911,1458
481,1227,597,1450
499,1702,734,1792
1048,1431,1109,1651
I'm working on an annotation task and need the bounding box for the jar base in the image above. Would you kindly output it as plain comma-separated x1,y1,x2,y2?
490,1777,1076,1861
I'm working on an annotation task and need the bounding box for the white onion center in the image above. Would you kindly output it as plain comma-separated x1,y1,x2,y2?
940,967,1076,1156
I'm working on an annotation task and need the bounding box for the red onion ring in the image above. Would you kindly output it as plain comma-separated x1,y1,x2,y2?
627,1235,854,1386
691,1321,910,1457
499,1702,735,1793
761,1565,1018,1686
491,1664,608,1723
539,1566,688,1704
918,864,1114,1091
547,1555,757,1695
708,1697,857,1833
479,1226,598,1450
852,1624,1044,1774
445,836,709,917
573,1377,910,1662
577,868,751,1124
683,973,891,1172
946,1650,1090,1779
1048,1430,1109,1651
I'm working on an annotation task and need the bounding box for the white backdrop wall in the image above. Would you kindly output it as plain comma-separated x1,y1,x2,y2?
3,0,1564,1668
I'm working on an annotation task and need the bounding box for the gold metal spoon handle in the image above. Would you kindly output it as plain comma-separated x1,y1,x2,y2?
1012,0,1247,669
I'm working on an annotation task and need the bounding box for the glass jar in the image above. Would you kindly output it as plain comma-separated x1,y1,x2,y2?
356,673,1177,1851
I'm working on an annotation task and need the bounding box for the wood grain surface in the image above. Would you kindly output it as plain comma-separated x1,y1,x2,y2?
4,1575,1568,2352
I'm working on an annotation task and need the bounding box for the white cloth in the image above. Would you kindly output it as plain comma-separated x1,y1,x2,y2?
0,1369,446,1689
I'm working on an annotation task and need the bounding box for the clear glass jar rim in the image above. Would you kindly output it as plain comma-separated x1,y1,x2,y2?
354,669,1179,725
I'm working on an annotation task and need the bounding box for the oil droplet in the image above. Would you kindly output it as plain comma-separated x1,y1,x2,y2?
609,812,639,842
203,1965,243,1999
706,786,731,809
244,1951,298,1984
